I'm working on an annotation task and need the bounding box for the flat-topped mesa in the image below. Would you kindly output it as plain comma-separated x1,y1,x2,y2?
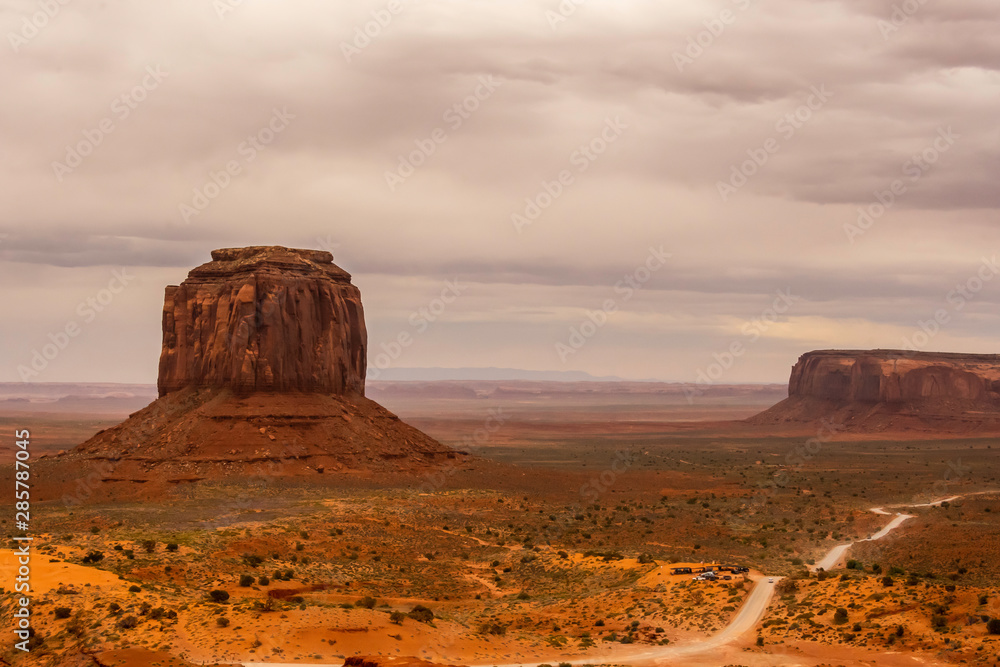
787,349,1000,403
749,348,1000,432
158,246,367,397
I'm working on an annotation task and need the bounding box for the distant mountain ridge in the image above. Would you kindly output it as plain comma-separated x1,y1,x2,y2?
371,367,651,382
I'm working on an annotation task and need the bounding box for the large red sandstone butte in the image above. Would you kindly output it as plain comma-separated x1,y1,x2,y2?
751,349,1000,432
158,246,366,396
38,247,461,500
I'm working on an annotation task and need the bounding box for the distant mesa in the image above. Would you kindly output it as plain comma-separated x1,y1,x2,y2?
42,246,462,500
750,349,1000,432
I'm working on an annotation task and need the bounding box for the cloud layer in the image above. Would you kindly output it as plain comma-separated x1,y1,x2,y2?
2,0,998,383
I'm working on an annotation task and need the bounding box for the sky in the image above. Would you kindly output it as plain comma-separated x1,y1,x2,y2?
1,0,998,384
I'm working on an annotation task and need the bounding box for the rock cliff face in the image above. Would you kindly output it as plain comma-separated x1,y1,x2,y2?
787,350,1000,403
39,247,462,502
751,349,1000,432
158,246,366,396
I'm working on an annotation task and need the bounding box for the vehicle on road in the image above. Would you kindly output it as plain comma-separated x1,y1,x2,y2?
768,578,775,583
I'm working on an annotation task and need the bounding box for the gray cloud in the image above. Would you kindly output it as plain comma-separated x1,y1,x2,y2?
1,0,998,383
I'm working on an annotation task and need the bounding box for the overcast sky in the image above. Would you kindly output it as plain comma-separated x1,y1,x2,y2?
2,0,998,384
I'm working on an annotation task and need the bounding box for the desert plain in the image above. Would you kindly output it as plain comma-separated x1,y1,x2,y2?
1,379,998,667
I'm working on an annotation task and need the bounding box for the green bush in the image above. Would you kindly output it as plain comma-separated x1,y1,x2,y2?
239,574,255,587
357,596,377,609
389,611,406,625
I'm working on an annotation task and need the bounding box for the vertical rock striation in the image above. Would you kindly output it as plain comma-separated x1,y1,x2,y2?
157,246,367,397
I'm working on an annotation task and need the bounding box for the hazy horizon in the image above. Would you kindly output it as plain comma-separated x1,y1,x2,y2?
3,0,998,385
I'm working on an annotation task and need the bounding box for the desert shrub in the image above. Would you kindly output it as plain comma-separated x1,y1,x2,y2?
389,611,407,624
357,596,377,609
239,574,255,587
880,576,894,587
142,539,156,553
108,603,122,615
128,585,142,593
931,614,947,629
833,608,849,624
243,554,263,567
557,551,568,559
258,576,270,586
209,590,230,603
895,624,904,636
595,619,605,627
637,553,654,564
517,591,531,600
82,550,104,564
846,560,861,570
756,636,764,646
478,622,507,635
123,549,135,560
149,607,165,620
167,610,177,619
54,607,72,619
113,544,123,551
987,618,1000,635
852,623,862,632
776,579,798,595
407,605,434,623
216,617,230,627
283,569,294,579
116,616,139,629
978,594,989,605
90,526,100,534
166,543,178,552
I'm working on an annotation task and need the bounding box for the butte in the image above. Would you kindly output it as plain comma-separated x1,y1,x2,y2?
39,246,463,500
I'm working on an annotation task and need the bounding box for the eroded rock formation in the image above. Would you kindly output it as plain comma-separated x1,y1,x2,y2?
39,247,462,501
751,349,1000,432
158,246,366,396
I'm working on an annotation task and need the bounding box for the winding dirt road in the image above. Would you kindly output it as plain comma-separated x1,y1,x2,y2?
241,493,986,667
